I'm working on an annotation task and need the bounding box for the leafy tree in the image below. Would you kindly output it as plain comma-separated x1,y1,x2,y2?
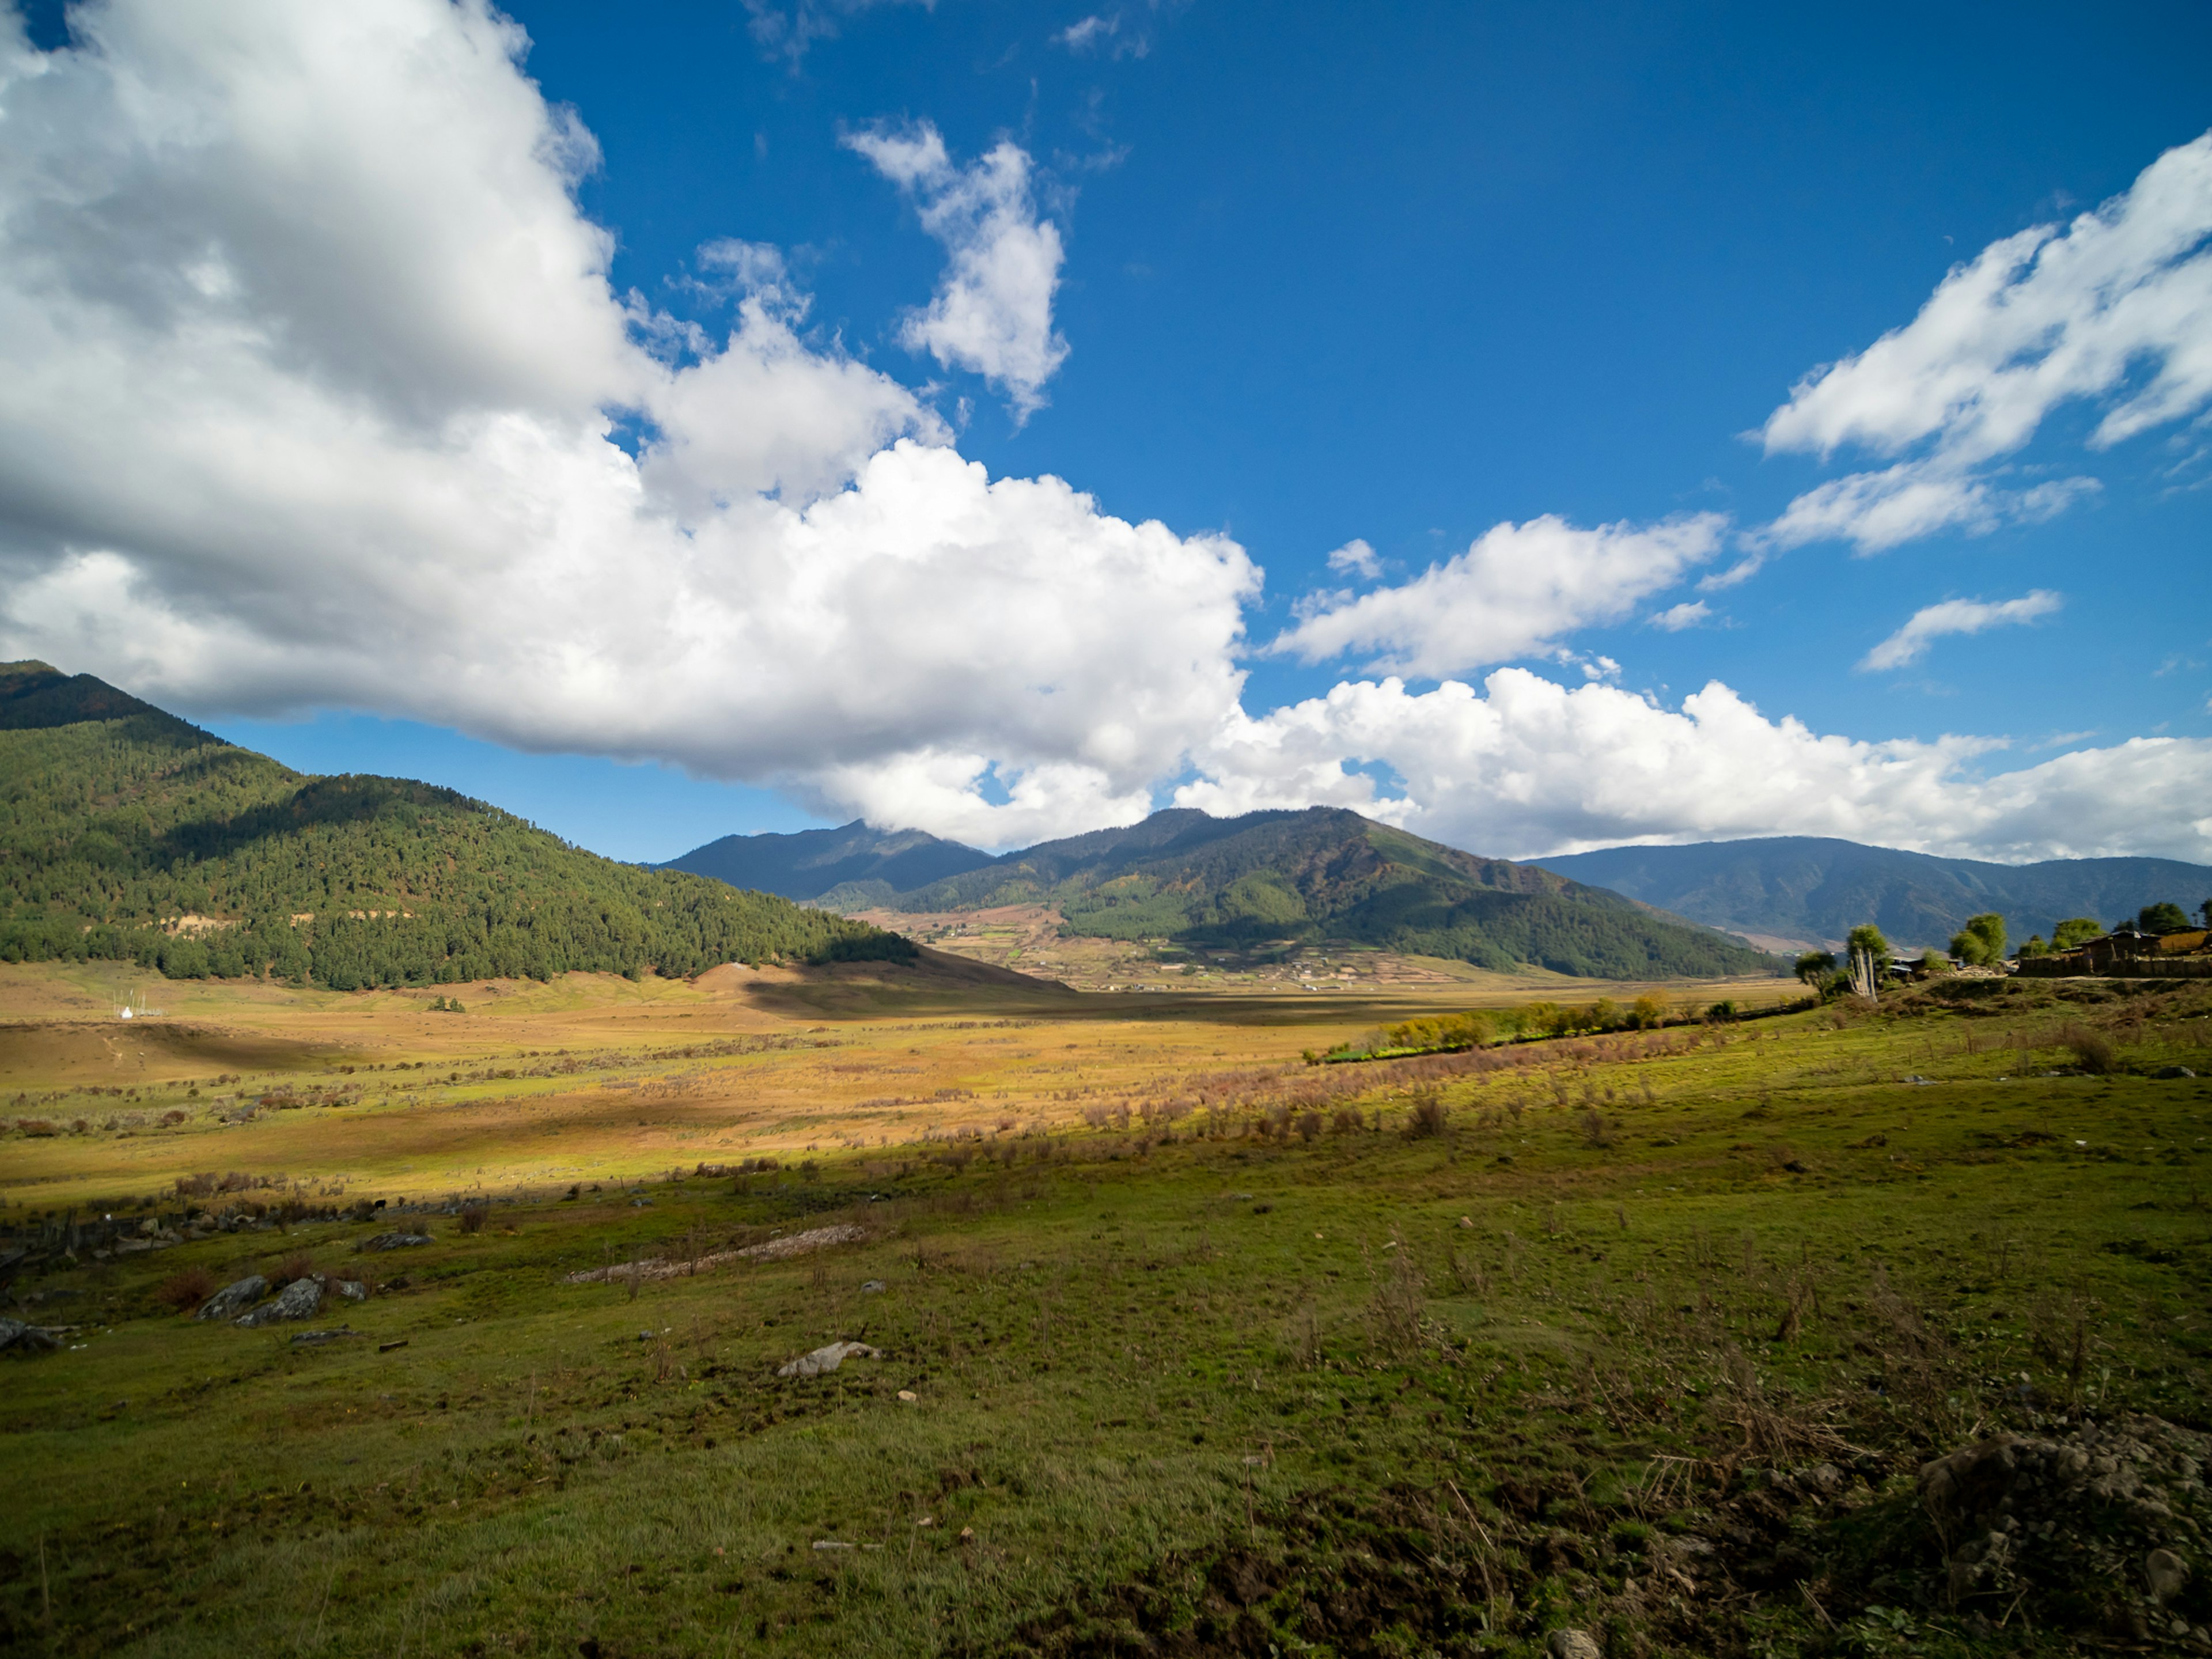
1794,949,1836,986
2051,917,2104,950
1841,923,1891,995
2138,901,2192,935
1949,911,2006,965
2018,934,2049,959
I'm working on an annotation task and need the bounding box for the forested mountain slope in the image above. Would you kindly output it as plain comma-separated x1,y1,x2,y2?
0,662,910,988
662,820,990,901
1536,836,2212,952
817,806,1774,979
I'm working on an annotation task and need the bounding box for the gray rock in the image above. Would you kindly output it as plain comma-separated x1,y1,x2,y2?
1546,1630,1602,1659
861,1280,886,1293
195,1275,268,1320
335,1280,368,1301
0,1317,63,1353
2154,1066,2196,1080
2148,1547,2190,1600
237,1277,323,1327
357,1232,433,1251
777,1340,881,1378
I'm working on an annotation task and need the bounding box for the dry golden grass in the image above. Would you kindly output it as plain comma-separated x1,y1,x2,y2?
0,955,1797,1209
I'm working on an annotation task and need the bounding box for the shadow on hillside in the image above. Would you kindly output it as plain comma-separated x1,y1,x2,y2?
151,775,479,865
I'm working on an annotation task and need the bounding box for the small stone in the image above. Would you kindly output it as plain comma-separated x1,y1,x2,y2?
2147,1547,2189,1600
777,1340,881,1378
356,1232,433,1252
1546,1630,1602,1659
810,1540,854,1552
861,1280,886,1293
1457,1215,1474,1228
2153,1066,2196,1080
897,1389,918,1402
335,1280,368,1301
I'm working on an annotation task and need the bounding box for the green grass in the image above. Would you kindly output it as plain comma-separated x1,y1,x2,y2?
4,977,2210,1656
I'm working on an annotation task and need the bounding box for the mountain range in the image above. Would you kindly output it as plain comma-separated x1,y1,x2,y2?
1536,837,2212,953
669,808,1776,980
0,661,909,988
664,821,990,901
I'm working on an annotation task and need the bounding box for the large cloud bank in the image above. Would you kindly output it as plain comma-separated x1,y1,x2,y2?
0,0,1251,849
1179,672,2212,863
0,1,2205,862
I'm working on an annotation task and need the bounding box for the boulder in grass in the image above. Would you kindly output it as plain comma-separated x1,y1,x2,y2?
777,1340,881,1378
357,1232,433,1252
237,1277,322,1327
335,1280,368,1301
195,1275,268,1321
0,1317,65,1354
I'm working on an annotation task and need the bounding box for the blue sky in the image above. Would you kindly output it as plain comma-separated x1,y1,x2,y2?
3,0,2209,864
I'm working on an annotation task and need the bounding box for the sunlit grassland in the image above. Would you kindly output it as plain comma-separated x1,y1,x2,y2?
1,968,2207,1656
0,959,1798,1210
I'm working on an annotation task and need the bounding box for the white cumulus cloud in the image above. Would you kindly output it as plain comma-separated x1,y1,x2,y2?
1272,514,1727,679
843,121,1070,419
1860,590,2063,672
1756,130,2212,552
1324,537,1380,578
1177,671,2212,864
1648,600,1711,631
0,0,1245,848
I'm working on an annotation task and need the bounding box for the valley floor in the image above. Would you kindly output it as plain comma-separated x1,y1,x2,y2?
1,963,2209,1657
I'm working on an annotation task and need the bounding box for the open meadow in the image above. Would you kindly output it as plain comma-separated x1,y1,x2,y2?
2,961,2210,1657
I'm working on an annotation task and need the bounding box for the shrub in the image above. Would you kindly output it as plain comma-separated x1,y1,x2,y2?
457,1202,490,1234
1403,1089,1448,1139
270,1252,316,1289
154,1265,219,1312
2060,1023,2117,1074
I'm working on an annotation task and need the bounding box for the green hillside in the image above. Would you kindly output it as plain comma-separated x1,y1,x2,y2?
0,662,911,988
849,806,1776,978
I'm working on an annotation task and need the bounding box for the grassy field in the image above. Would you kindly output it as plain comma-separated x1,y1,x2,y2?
2,961,2209,1657
0,956,1797,1210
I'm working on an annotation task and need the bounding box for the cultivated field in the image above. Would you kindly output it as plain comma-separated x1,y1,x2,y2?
2,960,2209,1657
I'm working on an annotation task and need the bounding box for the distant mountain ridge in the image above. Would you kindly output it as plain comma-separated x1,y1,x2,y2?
661,821,991,902
1535,837,2212,953
675,806,1777,980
